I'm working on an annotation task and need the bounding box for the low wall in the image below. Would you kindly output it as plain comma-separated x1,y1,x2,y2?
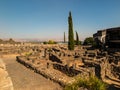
84,60,101,79
16,56,74,87
49,53,62,63
53,64,80,77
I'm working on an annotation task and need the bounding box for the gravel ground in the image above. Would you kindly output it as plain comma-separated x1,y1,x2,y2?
2,56,62,90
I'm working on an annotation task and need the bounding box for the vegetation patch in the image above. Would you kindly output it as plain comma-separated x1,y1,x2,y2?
43,40,57,44
24,52,32,56
64,76,107,90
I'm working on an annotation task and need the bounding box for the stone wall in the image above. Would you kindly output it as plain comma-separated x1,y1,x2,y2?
49,54,62,63
16,56,74,87
93,27,120,48
53,63,80,77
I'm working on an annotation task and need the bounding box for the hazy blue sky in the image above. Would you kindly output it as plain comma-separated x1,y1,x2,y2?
0,0,120,41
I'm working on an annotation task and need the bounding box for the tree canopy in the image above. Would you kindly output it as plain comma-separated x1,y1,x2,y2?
83,37,94,45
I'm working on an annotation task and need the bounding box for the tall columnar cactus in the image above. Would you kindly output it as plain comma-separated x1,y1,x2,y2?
68,11,74,50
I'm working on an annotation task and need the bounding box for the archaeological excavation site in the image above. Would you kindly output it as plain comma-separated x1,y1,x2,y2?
0,38,120,90
0,1,120,90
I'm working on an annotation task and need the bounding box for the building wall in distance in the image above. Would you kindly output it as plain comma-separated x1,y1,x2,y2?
93,27,120,48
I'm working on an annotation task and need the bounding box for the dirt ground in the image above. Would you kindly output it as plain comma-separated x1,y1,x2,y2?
2,56,62,90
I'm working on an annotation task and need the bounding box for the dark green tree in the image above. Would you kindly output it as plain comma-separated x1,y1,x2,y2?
64,32,66,43
76,31,79,45
83,37,94,45
68,11,74,50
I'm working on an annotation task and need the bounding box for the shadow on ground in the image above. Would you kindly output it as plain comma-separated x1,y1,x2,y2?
107,84,120,90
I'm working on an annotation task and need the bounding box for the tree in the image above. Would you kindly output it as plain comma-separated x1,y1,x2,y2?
43,41,48,44
64,32,66,43
83,37,94,45
76,31,79,45
0,39,3,43
8,38,15,44
68,11,74,50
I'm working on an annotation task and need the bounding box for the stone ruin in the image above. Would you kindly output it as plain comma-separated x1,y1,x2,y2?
0,43,120,88
14,45,95,86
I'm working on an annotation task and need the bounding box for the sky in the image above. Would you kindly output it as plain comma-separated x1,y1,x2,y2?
0,0,120,41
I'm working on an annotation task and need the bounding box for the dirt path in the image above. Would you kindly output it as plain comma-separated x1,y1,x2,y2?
2,56,62,90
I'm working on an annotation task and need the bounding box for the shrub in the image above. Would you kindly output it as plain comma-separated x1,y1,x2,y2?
43,41,48,44
64,82,78,90
43,40,57,44
83,37,94,45
25,52,32,56
74,40,82,45
48,40,57,44
64,76,107,90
